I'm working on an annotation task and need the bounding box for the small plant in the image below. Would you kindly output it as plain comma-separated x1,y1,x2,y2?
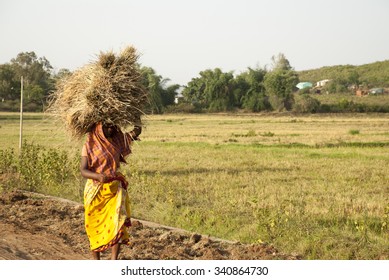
0,141,81,201
261,131,275,137
231,130,257,137
381,204,389,232
246,130,256,137
349,129,360,135
0,148,16,174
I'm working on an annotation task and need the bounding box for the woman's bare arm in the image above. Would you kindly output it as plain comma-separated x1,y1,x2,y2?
80,156,107,182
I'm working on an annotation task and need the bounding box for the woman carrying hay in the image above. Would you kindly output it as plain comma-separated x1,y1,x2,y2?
80,121,141,260
47,45,148,259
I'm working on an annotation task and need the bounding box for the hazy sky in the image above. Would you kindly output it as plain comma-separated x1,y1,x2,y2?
1,0,388,85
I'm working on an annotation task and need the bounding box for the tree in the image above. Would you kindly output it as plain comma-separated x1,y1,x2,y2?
271,53,292,71
11,52,53,89
140,66,180,113
140,66,164,113
182,68,235,112
182,76,206,108
348,70,360,86
0,64,18,100
162,84,180,107
231,74,250,109
54,68,72,80
237,67,270,112
0,52,54,105
205,68,235,111
264,53,299,111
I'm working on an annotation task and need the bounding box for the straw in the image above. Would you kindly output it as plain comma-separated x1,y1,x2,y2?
46,46,148,139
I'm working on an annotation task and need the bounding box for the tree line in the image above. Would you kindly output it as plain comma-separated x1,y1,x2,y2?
1,51,388,113
0,52,54,111
181,54,299,112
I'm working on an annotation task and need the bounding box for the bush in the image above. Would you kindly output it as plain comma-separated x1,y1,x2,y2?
0,141,83,201
0,100,44,112
0,100,20,111
349,129,360,135
242,92,271,112
298,88,311,94
0,148,17,174
319,103,331,113
293,94,321,113
24,102,42,112
165,102,203,113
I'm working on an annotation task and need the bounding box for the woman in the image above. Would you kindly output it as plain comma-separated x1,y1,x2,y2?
80,122,141,260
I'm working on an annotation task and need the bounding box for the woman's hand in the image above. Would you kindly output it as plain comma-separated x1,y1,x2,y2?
98,173,109,183
130,125,142,140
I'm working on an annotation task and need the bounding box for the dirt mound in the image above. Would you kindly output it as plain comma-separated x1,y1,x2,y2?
0,190,299,260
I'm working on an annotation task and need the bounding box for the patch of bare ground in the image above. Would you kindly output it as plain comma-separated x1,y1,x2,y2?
0,190,300,260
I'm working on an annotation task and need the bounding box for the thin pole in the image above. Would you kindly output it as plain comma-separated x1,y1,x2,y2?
19,76,23,151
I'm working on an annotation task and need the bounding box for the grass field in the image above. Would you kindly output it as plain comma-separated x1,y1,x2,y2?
314,92,389,108
1,112,389,259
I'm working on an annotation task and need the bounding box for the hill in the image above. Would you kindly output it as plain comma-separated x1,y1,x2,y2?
297,60,389,88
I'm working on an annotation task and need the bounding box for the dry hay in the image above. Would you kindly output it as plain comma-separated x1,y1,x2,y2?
46,46,148,139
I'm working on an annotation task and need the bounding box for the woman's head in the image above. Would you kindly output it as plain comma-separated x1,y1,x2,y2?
102,123,119,138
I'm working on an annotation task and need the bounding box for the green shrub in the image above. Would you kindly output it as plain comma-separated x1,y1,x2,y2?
261,131,275,137
349,129,360,135
0,148,16,173
293,94,321,113
165,102,203,113
0,100,20,112
0,141,83,201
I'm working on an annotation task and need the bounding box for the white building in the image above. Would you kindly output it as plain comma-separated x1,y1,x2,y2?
174,92,184,104
316,79,330,87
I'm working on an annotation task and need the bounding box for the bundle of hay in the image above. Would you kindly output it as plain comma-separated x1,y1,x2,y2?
47,46,148,139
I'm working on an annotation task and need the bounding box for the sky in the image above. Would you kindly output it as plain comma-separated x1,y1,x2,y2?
0,0,388,85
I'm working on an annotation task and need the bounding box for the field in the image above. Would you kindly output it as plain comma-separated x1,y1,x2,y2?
1,112,389,259
314,92,389,108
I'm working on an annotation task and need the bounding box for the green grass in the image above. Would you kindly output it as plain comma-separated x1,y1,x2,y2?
1,112,389,259
314,93,389,108
128,142,389,259
348,129,360,135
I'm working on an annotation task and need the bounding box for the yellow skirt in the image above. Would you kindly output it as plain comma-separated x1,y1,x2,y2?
84,178,131,252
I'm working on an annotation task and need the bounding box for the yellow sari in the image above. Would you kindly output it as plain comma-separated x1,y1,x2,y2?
84,175,131,252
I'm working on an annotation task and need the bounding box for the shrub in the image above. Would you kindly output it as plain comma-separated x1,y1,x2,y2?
0,141,83,201
165,103,202,113
349,129,360,135
293,94,321,113
0,100,20,112
0,148,16,174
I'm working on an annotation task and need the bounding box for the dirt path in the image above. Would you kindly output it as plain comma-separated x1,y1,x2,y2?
0,190,299,260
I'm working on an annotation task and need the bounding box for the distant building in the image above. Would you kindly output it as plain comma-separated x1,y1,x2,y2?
369,88,385,95
296,82,313,90
316,79,330,87
174,92,184,104
356,89,368,97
